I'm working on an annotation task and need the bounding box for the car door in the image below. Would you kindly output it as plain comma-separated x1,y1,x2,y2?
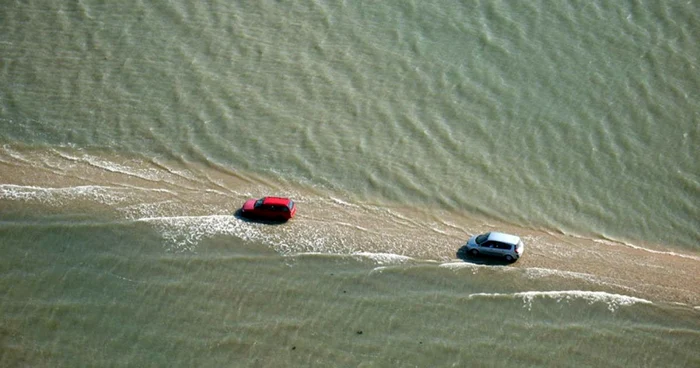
278,205,290,219
480,241,496,256
498,242,515,257
258,204,274,218
269,205,286,219
492,242,507,257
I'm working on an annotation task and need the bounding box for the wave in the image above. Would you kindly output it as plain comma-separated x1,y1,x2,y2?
468,290,652,312
133,214,258,253
288,251,417,265
128,212,432,262
0,144,31,164
439,261,489,271
593,239,700,261
351,252,414,265
329,196,360,208
523,267,599,283
0,184,177,206
0,184,129,205
53,151,163,182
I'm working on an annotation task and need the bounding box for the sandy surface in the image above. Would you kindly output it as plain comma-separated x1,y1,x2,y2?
2,147,699,306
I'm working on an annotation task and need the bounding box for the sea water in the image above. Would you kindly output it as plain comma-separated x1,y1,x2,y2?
1,1,699,367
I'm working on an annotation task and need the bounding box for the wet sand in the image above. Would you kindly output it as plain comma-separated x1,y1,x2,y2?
2,147,699,306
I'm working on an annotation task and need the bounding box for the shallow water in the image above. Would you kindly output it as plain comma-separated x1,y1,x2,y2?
1,1,699,366
2,214,699,367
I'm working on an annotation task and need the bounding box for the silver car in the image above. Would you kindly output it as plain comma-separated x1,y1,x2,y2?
465,232,524,262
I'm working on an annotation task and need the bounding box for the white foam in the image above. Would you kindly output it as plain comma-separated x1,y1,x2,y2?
439,261,487,270
0,184,180,208
430,227,448,235
135,214,264,253
287,252,334,258
352,252,413,265
522,267,641,293
524,267,599,283
204,188,230,196
133,214,312,254
0,184,127,205
439,261,487,275
53,151,163,182
86,157,162,181
1,145,30,163
468,290,652,312
334,221,370,232
440,261,475,269
384,208,413,222
593,239,700,261
118,184,177,195
118,201,179,220
329,197,359,208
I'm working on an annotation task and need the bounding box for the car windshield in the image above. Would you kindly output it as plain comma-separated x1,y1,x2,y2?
475,233,490,244
254,198,264,208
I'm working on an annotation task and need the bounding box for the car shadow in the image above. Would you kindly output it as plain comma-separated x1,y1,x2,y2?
456,245,514,266
233,209,289,225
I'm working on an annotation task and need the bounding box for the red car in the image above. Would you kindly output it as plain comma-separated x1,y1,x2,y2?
240,197,297,221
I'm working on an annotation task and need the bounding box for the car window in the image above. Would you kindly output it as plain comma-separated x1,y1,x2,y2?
496,243,512,250
255,199,264,208
480,242,492,248
475,233,490,244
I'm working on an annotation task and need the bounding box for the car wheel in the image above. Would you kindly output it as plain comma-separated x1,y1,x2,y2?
504,255,514,262
469,249,479,256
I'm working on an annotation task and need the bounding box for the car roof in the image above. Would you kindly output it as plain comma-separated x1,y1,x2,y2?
487,232,521,245
262,197,292,206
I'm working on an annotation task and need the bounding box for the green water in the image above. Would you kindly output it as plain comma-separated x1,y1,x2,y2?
2,219,698,367
1,1,699,366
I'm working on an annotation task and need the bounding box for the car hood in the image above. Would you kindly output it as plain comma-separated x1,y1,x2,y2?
242,199,257,211
466,235,478,247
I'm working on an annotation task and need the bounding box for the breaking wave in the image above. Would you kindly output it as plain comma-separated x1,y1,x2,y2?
468,290,652,312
